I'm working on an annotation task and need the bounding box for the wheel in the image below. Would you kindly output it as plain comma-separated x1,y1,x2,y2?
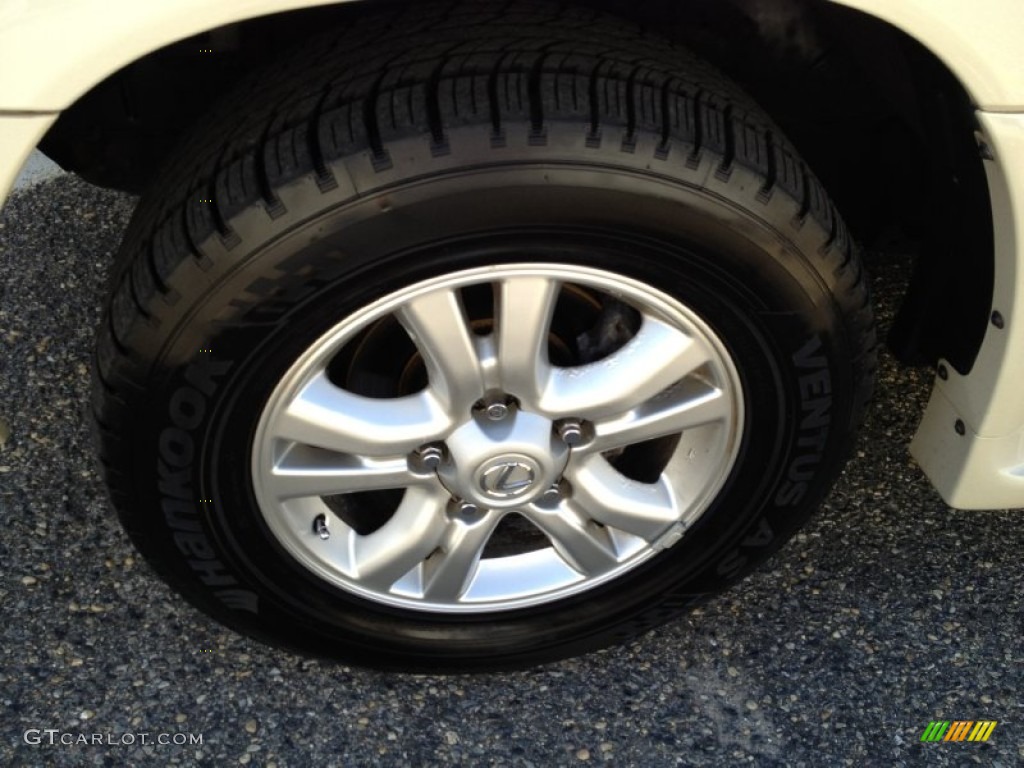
94,1,876,669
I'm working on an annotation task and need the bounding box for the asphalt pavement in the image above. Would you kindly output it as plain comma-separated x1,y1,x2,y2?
1,175,1021,766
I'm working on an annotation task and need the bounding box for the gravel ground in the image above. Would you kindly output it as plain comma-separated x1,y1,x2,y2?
1,176,1021,766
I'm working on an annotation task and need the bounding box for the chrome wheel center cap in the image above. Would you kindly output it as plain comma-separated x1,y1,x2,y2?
477,457,540,500
437,410,568,510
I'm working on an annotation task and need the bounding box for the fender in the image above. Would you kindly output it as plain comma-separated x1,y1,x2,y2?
0,0,1022,114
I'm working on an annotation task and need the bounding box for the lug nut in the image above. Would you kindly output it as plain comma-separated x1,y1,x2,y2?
539,485,562,507
452,500,486,523
557,419,584,447
313,514,330,540
485,402,509,421
416,444,444,470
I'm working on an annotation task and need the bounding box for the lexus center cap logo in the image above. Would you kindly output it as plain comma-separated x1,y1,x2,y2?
480,460,537,499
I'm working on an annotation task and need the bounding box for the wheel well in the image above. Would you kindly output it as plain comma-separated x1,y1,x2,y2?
38,0,993,372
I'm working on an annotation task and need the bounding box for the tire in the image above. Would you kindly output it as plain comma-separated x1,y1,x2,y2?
94,0,876,669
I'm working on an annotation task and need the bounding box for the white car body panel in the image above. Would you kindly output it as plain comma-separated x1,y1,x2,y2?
0,0,348,111
910,111,1024,509
0,0,1021,112
832,0,1024,111
0,114,56,207
1,0,1024,508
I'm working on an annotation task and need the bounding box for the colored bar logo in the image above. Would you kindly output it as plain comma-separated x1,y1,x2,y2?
920,721,997,742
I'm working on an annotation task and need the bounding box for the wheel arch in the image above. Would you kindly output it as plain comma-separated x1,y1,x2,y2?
18,0,995,373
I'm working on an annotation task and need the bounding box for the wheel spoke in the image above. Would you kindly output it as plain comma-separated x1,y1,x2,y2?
581,381,730,455
275,370,450,456
537,314,710,420
267,446,421,500
422,512,504,601
350,487,450,591
565,455,682,540
520,503,619,575
495,276,560,408
396,287,485,409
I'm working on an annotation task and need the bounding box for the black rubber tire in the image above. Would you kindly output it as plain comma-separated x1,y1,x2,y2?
93,0,876,669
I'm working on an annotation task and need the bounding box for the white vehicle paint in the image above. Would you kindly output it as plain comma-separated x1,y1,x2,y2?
0,115,56,202
910,111,1024,508
1,0,1023,509
2,0,1021,112
832,0,1024,111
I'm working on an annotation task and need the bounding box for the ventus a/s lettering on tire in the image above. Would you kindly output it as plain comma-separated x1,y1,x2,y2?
774,336,834,508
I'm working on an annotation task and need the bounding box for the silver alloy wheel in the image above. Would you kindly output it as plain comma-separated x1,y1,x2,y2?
251,264,744,613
